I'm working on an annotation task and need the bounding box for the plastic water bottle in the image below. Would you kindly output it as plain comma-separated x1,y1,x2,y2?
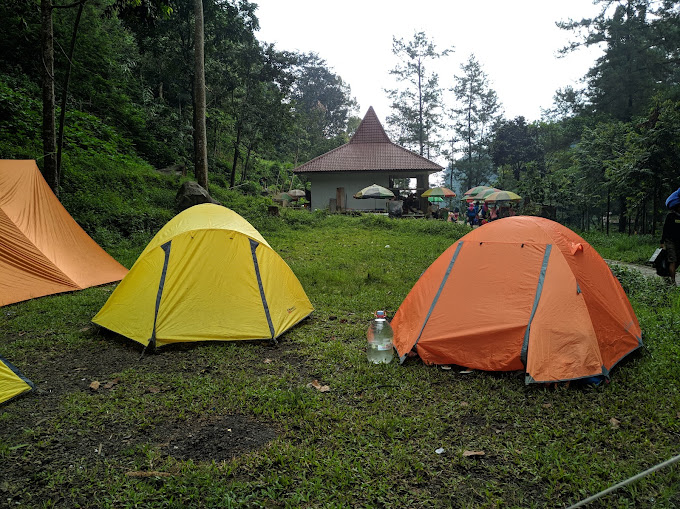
367,311,394,364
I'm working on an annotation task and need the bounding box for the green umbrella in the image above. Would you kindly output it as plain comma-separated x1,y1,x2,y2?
464,185,494,196
273,192,294,202
484,190,522,202
428,196,444,203
422,186,456,198
466,188,499,201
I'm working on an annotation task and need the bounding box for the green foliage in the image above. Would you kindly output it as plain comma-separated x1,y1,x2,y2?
0,74,42,158
385,31,451,156
448,54,501,191
289,52,358,160
580,230,658,264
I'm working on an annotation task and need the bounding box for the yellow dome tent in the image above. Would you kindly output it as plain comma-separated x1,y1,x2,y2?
93,204,313,348
1,356,34,405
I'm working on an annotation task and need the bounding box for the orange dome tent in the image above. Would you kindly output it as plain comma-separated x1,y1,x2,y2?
392,216,642,384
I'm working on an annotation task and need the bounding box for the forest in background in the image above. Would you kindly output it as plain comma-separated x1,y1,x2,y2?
1,0,680,235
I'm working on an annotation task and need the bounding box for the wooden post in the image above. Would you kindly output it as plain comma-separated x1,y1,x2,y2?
336,187,345,211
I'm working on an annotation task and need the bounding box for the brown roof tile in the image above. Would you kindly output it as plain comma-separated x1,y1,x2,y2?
294,107,442,174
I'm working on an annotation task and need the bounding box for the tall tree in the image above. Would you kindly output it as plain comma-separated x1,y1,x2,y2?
193,0,208,188
490,116,544,202
449,54,502,190
55,0,86,181
41,0,57,194
385,31,452,157
558,0,670,121
289,52,358,161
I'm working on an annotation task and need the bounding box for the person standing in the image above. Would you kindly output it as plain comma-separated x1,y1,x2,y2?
661,187,680,284
467,203,476,226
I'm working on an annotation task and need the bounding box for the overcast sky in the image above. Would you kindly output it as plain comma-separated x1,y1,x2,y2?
254,0,604,123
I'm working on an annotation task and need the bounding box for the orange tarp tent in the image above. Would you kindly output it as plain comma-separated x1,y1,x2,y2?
392,216,642,384
0,160,128,306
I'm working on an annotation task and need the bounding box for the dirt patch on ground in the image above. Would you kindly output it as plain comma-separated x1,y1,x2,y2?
605,259,678,285
163,414,277,463
0,331,291,506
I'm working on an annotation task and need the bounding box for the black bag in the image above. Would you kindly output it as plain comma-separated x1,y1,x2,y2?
651,248,670,277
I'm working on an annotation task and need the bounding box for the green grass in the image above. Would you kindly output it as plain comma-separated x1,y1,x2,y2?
2,213,680,508
579,229,660,264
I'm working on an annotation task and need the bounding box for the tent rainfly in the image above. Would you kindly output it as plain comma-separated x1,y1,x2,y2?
391,216,643,384
0,356,34,405
0,160,128,306
93,204,313,348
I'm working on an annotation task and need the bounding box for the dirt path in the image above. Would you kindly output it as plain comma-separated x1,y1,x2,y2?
605,259,679,286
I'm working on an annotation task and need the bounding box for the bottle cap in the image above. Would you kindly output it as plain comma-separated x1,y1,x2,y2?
375,310,386,318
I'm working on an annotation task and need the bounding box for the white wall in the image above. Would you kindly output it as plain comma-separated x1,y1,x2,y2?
306,172,431,211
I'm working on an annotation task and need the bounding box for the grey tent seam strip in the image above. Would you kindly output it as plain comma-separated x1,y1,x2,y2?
250,239,276,340
520,244,551,369
148,241,172,350
413,242,463,349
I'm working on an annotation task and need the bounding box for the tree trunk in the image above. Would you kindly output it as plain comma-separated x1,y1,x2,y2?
241,144,253,183
193,0,208,190
56,0,86,180
651,177,660,236
41,0,58,196
417,60,423,156
230,123,242,188
606,188,611,235
618,195,627,233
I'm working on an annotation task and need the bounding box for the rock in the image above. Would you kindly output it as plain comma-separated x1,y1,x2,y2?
157,163,186,176
175,181,220,212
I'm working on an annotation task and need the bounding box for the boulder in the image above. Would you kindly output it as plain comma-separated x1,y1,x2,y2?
157,163,187,176
175,181,220,212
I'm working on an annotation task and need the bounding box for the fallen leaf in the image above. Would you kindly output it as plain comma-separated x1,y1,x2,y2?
307,380,331,392
460,401,469,407
609,417,620,429
462,450,485,457
102,378,120,390
542,403,552,409
89,381,100,391
263,358,272,364
147,386,160,394
125,471,172,478
79,326,91,332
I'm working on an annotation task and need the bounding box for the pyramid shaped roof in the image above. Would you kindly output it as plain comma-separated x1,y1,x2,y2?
293,107,443,174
